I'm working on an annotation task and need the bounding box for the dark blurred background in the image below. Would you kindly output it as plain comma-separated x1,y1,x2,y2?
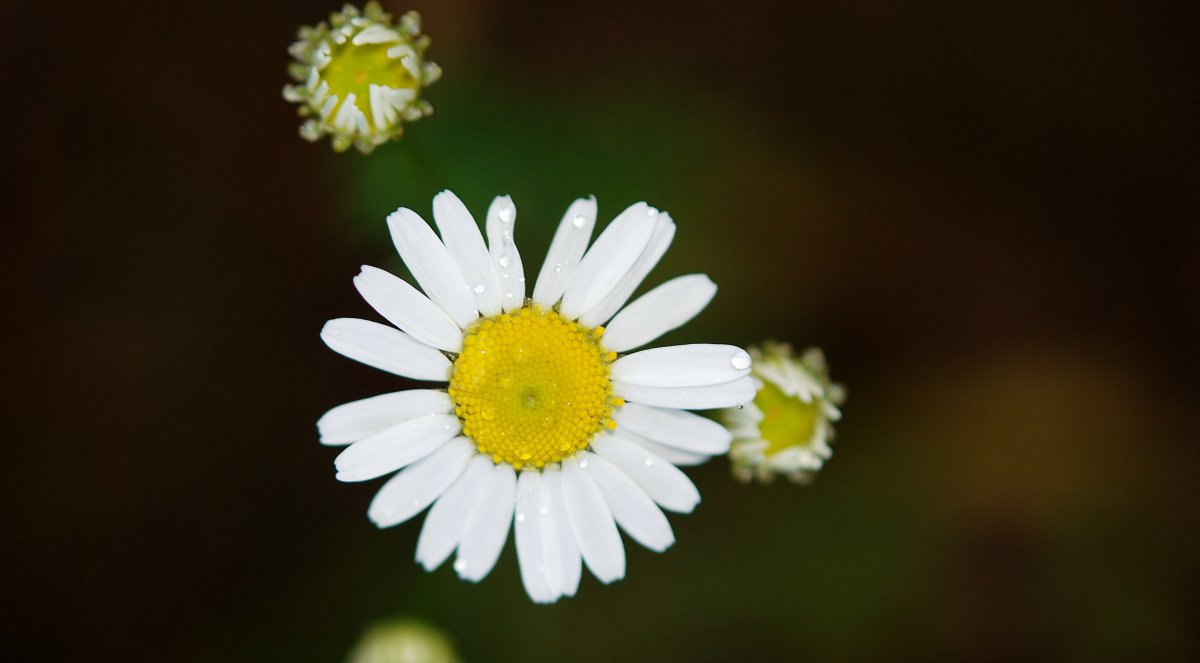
5,0,1198,660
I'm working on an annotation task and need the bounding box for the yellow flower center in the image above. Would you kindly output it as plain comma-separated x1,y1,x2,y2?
756,381,820,456
322,40,417,130
448,306,618,470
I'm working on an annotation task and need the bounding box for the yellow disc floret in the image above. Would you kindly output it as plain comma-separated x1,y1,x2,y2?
448,306,616,470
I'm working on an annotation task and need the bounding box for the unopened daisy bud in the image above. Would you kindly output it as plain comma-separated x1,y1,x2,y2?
720,342,846,484
283,3,441,154
347,618,459,663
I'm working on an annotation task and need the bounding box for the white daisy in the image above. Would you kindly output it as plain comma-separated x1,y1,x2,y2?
320,191,754,603
720,342,846,484
283,3,441,153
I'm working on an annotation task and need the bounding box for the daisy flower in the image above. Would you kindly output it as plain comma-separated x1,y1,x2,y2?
319,191,754,603
720,342,845,484
283,3,441,153
347,618,459,663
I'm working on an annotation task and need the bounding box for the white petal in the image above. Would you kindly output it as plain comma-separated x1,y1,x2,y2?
602,274,717,352
579,214,675,327
432,191,503,316
591,433,700,513
532,196,596,307
515,471,556,603
560,202,659,320
387,208,479,328
627,434,712,467
334,415,460,482
455,461,516,582
540,466,582,598
614,376,757,410
321,318,451,381
561,456,626,583
317,389,452,445
353,266,463,353
613,402,733,455
415,455,490,571
368,437,475,528
352,25,400,45
486,196,526,313
611,344,751,387
583,451,675,552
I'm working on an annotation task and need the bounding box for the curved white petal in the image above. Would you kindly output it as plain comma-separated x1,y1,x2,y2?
386,208,479,328
613,402,733,455
317,389,452,446
611,344,751,387
515,471,555,603
532,196,596,307
580,214,675,327
582,451,674,552
613,376,757,410
591,433,700,514
561,456,626,583
602,274,717,352
456,461,516,582
486,196,526,313
415,455,490,570
540,466,582,598
432,191,503,316
559,202,659,320
321,318,451,382
353,266,463,353
367,437,475,528
334,415,460,482
626,433,712,467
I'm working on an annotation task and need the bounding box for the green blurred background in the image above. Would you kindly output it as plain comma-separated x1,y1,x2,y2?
5,1,1198,660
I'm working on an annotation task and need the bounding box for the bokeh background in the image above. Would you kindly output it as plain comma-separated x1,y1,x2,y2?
6,0,1198,660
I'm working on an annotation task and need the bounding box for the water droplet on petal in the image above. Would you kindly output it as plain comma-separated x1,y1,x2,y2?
498,254,512,268
473,283,486,294
453,559,468,573
553,263,563,273
572,214,587,228
516,512,526,522
539,504,550,515
499,206,515,223
730,351,752,370
578,458,589,469
644,457,655,467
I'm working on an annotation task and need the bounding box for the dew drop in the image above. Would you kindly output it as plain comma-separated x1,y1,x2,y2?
644,457,655,467
516,512,526,522
648,208,659,217
453,559,468,573
553,263,563,273
498,254,512,268
412,498,422,507
539,504,550,515
730,351,752,370
505,292,514,299
499,206,515,223
578,458,590,469
572,213,587,228
473,283,486,294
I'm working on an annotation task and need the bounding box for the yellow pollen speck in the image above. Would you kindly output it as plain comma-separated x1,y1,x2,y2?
448,306,615,468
